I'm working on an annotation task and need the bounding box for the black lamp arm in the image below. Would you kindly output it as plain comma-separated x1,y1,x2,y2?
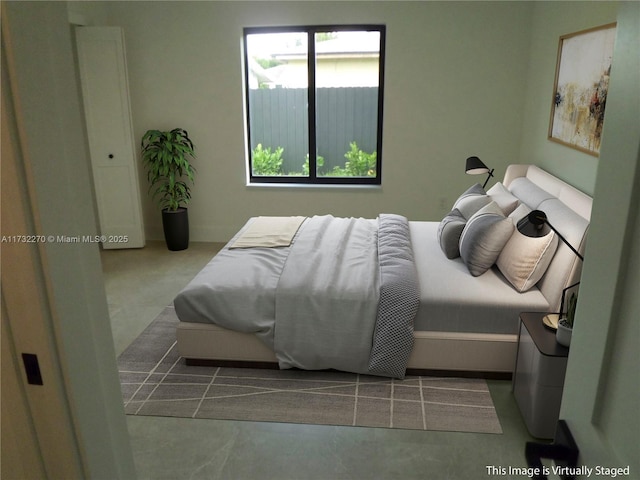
481,169,494,189
545,222,584,261
549,219,583,316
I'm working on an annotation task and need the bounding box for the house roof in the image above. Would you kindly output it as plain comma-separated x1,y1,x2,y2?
273,31,380,59
247,56,277,84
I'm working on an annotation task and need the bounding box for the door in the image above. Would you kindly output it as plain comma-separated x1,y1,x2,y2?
75,27,145,249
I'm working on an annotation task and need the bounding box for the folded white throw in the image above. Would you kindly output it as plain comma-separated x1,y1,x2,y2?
229,216,307,249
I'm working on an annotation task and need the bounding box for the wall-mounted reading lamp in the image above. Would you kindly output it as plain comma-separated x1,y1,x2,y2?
465,156,494,189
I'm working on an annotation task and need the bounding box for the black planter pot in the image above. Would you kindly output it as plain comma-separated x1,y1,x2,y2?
162,207,189,251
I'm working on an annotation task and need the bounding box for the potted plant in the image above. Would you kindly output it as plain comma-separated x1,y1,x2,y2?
556,292,577,347
141,128,195,251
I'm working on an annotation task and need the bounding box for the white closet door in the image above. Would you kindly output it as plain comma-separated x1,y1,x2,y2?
75,27,144,249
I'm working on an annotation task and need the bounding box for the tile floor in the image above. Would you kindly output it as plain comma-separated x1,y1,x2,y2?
101,241,538,480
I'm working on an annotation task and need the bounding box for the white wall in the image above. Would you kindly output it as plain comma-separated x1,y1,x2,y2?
518,1,618,195
77,1,535,241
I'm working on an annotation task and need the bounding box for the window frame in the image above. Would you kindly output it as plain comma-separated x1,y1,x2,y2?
243,24,386,185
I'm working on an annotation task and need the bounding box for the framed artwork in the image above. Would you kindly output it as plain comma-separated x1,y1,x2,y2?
548,23,617,156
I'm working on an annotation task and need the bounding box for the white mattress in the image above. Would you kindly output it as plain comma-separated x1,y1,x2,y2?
410,221,550,335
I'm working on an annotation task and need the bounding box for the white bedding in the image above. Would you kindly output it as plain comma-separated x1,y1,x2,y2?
174,219,549,351
411,222,550,335
172,222,291,347
174,214,418,377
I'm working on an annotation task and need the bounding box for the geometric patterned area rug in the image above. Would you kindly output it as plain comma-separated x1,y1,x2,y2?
118,307,502,434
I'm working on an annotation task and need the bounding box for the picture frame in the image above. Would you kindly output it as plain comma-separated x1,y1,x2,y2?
548,23,617,157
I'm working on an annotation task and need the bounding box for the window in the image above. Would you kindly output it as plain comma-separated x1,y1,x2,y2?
244,25,385,185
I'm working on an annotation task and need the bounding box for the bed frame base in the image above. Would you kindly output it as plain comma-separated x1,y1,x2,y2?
177,322,517,379
184,358,511,380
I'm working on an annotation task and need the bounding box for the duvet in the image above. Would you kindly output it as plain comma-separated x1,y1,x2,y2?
173,214,419,378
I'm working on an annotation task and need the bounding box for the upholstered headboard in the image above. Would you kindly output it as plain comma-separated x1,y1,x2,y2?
503,165,592,311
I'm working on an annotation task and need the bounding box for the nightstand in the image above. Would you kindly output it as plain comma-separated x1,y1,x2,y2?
512,312,570,439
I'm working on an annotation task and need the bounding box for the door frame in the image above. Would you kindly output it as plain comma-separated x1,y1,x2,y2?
1,3,136,478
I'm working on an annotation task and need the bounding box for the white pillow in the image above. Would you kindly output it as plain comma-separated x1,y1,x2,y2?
487,182,519,216
459,202,514,277
508,203,532,224
497,229,559,292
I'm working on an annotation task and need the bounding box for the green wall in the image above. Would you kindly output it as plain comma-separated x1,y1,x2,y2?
68,1,623,236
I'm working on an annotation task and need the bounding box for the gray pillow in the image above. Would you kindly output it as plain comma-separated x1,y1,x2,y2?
452,184,490,218
437,208,466,259
459,202,514,276
455,183,486,200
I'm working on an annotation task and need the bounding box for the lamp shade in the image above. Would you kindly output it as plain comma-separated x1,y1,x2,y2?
465,156,490,175
517,210,551,238
517,209,584,261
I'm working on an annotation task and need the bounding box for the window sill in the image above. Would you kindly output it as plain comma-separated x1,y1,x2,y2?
246,182,382,191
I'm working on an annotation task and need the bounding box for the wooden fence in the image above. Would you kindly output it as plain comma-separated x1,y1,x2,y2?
248,87,379,174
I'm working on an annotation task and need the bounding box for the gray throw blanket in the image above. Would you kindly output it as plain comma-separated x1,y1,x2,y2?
274,216,380,375
273,214,419,378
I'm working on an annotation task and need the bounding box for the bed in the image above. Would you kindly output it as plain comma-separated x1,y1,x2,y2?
173,164,592,377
